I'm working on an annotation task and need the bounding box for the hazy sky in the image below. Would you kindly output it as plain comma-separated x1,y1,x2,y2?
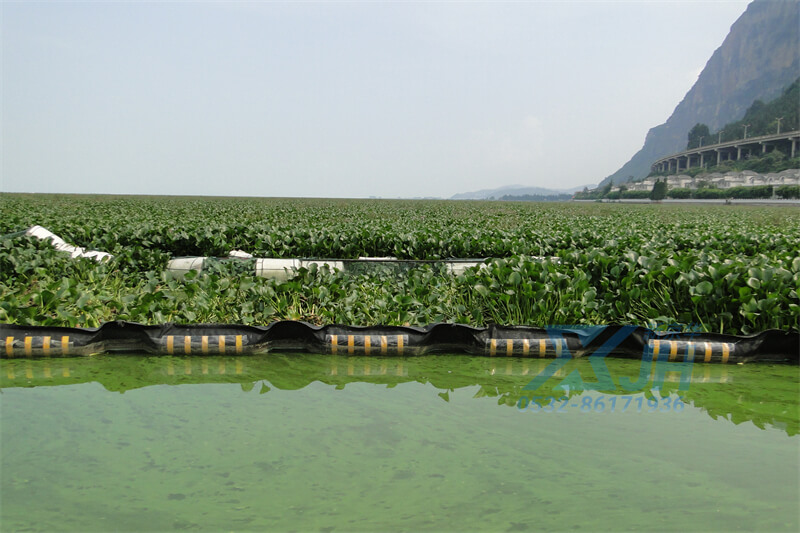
3,1,751,199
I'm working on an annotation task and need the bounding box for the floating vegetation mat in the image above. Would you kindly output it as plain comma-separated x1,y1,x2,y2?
2,196,799,333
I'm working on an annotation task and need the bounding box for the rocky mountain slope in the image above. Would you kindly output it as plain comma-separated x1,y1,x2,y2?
600,0,800,187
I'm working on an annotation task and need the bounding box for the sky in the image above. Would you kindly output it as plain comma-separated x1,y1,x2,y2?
2,0,752,199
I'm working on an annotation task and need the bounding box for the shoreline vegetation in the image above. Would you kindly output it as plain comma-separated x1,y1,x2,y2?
576,169,800,201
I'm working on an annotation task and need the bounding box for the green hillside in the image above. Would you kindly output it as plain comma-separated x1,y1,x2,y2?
699,77,799,145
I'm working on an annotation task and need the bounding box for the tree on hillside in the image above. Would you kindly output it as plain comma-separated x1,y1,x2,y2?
712,77,800,142
744,99,766,120
687,123,711,149
650,179,667,201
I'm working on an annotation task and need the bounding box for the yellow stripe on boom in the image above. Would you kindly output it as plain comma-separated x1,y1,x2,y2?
722,343,731,364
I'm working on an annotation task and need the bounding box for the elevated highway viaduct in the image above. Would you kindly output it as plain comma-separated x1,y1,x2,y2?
651,130,800,174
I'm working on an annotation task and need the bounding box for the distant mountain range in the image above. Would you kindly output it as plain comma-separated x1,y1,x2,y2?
600,0,800,187
450,184,591,200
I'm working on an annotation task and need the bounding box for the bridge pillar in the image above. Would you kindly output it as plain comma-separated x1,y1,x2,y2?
737,146,742,160
792,139,797,158
716,149,721,165
762,142,767,154
700,153,705,167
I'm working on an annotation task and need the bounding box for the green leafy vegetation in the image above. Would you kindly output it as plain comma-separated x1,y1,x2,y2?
649,179,668,201
1,194,798,334
687,123,711,149
666,185,779,200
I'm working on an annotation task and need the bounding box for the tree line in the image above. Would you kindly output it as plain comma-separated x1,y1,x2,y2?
574,182,799,201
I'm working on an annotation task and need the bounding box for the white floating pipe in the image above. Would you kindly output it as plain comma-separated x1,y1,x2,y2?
18,225,554,280
24,225,113,261
165,257,491,281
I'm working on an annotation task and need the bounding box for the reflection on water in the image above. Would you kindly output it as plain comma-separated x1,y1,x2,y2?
1,354,798,532
3,355,797,435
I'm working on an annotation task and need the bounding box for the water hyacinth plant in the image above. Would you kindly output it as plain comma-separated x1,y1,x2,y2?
1,193,798,334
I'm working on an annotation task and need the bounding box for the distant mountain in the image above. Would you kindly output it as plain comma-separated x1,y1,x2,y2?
451,184,592,200
600,0,800,187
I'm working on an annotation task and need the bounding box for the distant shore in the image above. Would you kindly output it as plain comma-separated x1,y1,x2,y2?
575,198,800,205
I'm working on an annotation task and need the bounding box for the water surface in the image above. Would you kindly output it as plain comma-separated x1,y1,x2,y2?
1,355,798,531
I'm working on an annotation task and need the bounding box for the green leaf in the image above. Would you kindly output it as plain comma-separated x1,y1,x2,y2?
474,284,490,297
694,281,713,296
746,277,761,290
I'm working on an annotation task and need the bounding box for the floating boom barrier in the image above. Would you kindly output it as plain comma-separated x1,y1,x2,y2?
1,322,797,363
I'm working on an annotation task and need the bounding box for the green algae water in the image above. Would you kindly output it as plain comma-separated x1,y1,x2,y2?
1,355,798,532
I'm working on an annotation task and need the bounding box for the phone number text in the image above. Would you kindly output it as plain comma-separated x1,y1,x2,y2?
516,395,686,413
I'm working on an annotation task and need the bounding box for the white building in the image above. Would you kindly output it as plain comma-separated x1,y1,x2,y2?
596,169,799,195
